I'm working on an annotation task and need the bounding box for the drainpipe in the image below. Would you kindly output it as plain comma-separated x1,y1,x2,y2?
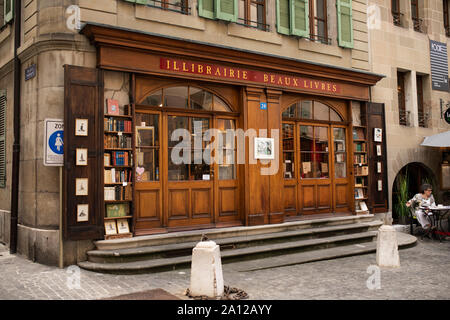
10,0,22,254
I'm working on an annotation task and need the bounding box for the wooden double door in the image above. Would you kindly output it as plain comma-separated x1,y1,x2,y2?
283,122,351,216
134,109,240,234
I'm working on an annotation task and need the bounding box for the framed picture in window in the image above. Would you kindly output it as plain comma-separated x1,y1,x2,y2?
75,119,88,136
254,137,275,160
374,128,382,142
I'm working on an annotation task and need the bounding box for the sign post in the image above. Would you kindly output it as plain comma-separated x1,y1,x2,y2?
44,119,64,167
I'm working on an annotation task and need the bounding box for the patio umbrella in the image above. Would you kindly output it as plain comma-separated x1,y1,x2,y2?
420,130,450,148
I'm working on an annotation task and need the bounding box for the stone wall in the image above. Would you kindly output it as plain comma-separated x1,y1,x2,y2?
368,0,450,211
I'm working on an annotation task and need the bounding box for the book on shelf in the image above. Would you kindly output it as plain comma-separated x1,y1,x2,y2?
104,187,115,201
104,135,132,149
104,153,111,166
355,188,365,199
359,201,368,211
104,185,132,201
355,166,369,176
104,118,132,132
104,168,132,184
353,154,367,164
106,203,130,218
107,99,120,115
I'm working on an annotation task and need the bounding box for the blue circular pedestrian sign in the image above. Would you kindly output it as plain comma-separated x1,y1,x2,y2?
49,130,64,154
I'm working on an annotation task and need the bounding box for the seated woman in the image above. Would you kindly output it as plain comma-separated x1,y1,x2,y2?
406,183,436,231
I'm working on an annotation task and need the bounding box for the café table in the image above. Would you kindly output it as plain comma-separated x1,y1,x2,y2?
427,205,450,241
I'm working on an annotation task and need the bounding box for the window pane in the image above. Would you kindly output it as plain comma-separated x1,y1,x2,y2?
239,0,245,20
282,104,296,118
300,101,312,119
314,126,328,152
282,123,294,151
135,113,159,146
300,152,313,178
168,115,189,148
142,89,162,106
330,108,342,122
333,128,346,178
168,156,189,181
136,148,160,181
213,96,232,112
300,125,313,152
164,86,188,108
314,153,329,178
314,101,329,121
283,152,295,179
191,118,209,150
316,0,325,19
190,87,213,110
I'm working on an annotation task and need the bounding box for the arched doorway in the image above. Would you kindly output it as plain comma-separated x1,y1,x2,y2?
392,162,438,223
133,84,241,234
281,99,351,217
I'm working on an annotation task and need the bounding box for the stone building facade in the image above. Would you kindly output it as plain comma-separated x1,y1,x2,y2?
367,0,450,218
0,0,445,267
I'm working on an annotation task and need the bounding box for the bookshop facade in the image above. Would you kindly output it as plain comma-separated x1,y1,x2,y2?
62,24,386,241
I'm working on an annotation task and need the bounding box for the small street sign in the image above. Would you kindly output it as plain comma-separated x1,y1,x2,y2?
44,119,64,166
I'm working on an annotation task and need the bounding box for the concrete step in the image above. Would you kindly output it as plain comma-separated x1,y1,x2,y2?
78,231,378,274
94,214,378,251
86,221,382,264
230,231,418,272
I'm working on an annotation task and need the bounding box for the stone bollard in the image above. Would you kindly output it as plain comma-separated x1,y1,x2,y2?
190,240,224,298
376,225,400,268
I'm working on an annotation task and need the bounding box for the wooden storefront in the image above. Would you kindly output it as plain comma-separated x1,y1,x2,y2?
63,24,386,240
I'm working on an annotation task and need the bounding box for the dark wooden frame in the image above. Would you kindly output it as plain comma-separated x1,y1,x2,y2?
239,0,268,31
416,74,426,128
397,71,407,126
391,0,402,26
309,0,328,44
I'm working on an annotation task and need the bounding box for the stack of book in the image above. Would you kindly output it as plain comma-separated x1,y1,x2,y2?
106,151,130,166
104,118,132,132
104,185,132,201
104,135,132,149
104,168,132,183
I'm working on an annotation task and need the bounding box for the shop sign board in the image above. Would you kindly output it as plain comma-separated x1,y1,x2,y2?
430,40,449,92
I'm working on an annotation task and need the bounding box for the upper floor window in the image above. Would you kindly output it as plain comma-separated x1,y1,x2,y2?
444,0,450,37
276,0,351,47
238,0,268,31
198,0,269,30
397,71,409,126
282,100,343,122
1,0,14,27
146,0,190,14
310,0,328,44
391,0,401,26
411,0,422,32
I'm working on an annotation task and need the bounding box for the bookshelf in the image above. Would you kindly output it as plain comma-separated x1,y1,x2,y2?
103,99,134,239
352,120,369,214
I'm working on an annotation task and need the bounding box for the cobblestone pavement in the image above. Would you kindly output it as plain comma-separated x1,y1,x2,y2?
0,237,449,300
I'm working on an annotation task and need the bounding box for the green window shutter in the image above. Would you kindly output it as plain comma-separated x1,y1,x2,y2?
276,0,291,35
337,0,353,48
4,0,14,24
0,90,6,188
290,0,309,37
136,0,149,4
199,0,216,19
123,0,137,3
215,0,238,22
